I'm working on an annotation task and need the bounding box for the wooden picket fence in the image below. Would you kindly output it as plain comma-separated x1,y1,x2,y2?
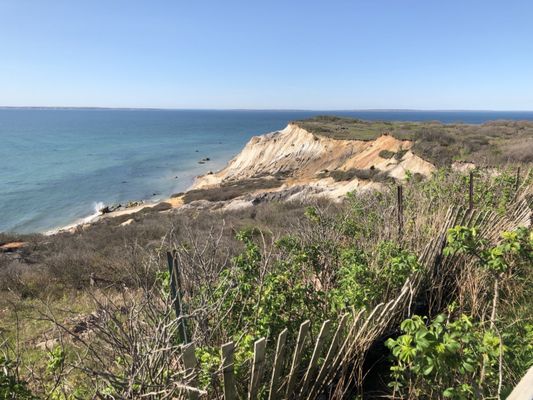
169,175,532,399
177,293,415,400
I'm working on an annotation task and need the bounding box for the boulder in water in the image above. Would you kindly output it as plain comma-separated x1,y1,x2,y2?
99,204,121,214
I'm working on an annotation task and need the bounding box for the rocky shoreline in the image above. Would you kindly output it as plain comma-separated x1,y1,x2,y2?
43,122,439,235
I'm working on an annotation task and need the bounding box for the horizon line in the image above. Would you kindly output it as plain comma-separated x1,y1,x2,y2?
1,106,533,113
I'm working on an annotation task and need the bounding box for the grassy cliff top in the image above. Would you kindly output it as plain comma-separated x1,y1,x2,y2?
293,116,533,166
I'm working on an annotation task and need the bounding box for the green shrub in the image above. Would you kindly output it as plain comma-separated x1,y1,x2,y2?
395,148,408,160
295,116,533,165
182,178,283,203
213,230,326,340
379,150,395,159
0,355,36,399
386,313,502,399
332,169,374,181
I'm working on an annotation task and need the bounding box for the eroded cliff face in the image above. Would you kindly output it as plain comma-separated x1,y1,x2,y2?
51,124,436,233
191,123,435,202
194,124,363,187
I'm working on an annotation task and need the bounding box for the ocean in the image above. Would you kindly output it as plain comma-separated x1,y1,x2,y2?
1,109,533,234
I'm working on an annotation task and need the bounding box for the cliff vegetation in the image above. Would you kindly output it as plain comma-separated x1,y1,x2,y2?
1,164,531,399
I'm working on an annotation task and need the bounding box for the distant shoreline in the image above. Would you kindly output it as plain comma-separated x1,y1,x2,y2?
44,200,161,236
2,106,533,113
2,111,532,234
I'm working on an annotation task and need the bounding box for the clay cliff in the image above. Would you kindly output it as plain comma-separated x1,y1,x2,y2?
185,123,435,207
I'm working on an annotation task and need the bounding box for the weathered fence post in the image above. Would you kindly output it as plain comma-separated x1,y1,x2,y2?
268,328,288,400
515,166,521,191
221,341,237,400
166,251,188,344
300,320,331,396
397,185,404,237
309,313,349,399
248,338,267,399
182,343,199,400
468,171,474,211
286,320,311,398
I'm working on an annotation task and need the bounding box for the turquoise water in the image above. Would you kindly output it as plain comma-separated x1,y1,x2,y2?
1,109,533,233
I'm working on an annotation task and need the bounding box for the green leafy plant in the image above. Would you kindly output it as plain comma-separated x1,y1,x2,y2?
379,150,396,159
0,354,36,400
445,226,532,326
46,346,65,374
386,313,501,399
329,247,377,311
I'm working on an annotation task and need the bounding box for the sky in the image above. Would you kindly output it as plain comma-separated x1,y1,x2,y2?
1,0,533,110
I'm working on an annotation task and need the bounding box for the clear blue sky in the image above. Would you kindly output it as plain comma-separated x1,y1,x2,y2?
1,0,532,110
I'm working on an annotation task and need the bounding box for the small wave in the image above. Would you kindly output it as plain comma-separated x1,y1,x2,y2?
45,201,105,235
93,201,105,214
81,201,106,224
